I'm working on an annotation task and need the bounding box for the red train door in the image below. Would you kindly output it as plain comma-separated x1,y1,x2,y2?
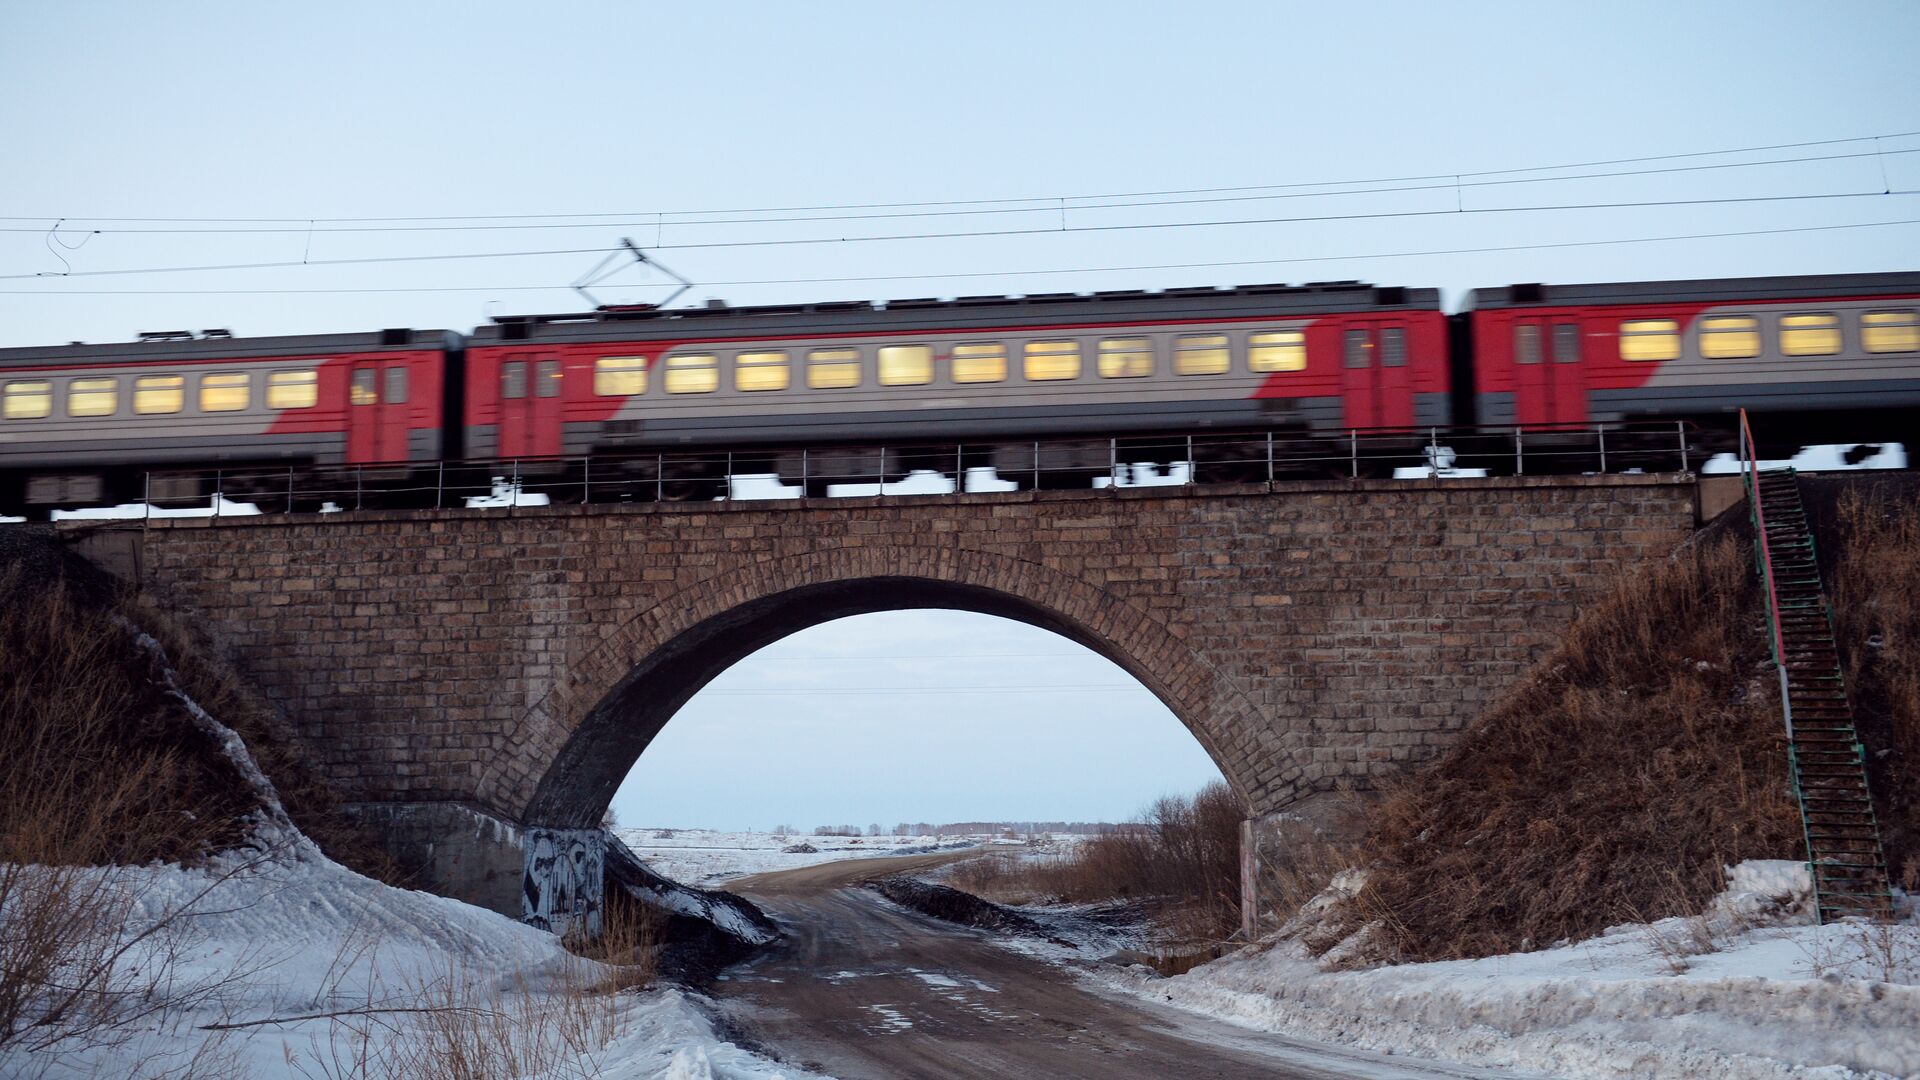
1340,319,1414,429
1512,317,1587,425
496,354,565,458
346,360,412,463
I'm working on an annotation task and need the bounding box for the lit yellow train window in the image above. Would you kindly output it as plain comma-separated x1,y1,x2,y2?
1780,313,1841,356
951,343,1006,384
68,377,116,417
807,347,861,389
735,351,790,392
594,357,647,396
350,368,379,405
1174,334,1230,375
3,380,51,419
1023,340,1081,381
267,370,318,409
1248,330,1306,372
133,375,185,414
199,372,250,412
879,345,932,386
1700,315,1759,359
1862,310,1919,353
665,354,719,394
1618,319,1680,362
1098,337,1152,378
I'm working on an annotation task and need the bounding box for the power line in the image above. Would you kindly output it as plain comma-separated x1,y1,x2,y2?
6,129,1915,225
5,147,1915,237
4,209,1917,293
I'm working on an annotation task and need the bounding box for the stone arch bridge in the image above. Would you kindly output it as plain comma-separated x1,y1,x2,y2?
71,475,1719,916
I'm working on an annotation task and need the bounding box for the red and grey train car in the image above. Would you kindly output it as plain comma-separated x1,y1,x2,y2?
464,281,1449,456
1467,271,1920,452
0,328,452,508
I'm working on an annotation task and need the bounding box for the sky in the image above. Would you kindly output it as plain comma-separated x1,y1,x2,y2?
4,2,1917,828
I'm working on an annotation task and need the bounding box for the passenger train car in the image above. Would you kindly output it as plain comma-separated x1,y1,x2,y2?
0,270,1914,511
1468,271,1920,437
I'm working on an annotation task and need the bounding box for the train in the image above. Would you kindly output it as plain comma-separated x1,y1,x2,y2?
1,269,1915,512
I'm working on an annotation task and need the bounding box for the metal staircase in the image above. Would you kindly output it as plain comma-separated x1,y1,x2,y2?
1739,413,1893,923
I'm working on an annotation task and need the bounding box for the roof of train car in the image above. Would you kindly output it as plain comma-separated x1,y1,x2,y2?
469,281,1441,345
0,328,459,369
1467,270,1920,311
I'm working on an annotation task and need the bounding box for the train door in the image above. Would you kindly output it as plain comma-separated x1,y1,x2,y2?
1340,318,1414,429
1511,317,1587,425
346,359,413,463
496,354,565,458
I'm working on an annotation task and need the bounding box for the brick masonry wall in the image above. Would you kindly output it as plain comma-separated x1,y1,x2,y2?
117,475,1700,825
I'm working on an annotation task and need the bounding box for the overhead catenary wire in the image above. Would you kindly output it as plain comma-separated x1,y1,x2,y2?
4,214,1917,295
3,147,1916,236
5,129,1916,225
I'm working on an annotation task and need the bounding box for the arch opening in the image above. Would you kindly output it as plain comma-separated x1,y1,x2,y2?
523,576,1261,830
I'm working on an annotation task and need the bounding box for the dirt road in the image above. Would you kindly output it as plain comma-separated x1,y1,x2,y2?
712,852,1513,1080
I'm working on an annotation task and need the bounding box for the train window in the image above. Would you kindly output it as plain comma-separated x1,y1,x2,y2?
594,357,648,396
1173,334,1229,376
807,347,861,389
536,359,560,398
1024,340,1082,381
501,361,527,400
199,372,250,412
133,375,185,414
67,377,117,417
1344,330,1370,368
1618,319,1681,362
267,370,318,409
1515,325,1542,365
351,368,379,405
736,351,791,392
665,354,719,394
1380,327,1407,367
3,380,51,419
388,366,411,404
1248,330,1305,372
1553,323,1581,364
951,343,1007,384
1780,313,1841,356
878,345,933,386
1862,310,1919,353
1700,315,1760,359
1098,337,1153,378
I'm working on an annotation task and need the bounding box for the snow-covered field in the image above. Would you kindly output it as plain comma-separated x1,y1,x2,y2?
1082,861,1920,1080
615,828,997,887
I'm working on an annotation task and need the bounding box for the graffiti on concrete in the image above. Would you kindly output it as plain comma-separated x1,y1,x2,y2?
522,828,604,938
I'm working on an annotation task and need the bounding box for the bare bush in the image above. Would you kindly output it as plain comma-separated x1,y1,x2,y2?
1338,535,1803,962
946,782,1246,945
1828,489,1920,891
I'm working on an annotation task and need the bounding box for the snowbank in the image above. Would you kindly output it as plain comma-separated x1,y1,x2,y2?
4,625,810,1079
1104,860,1919,1079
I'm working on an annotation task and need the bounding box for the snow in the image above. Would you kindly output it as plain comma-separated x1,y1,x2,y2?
1085,860,1920,1080
4,627,812,1080
1700,442,1908,474
615,828,981,887
463,477,552,507
48,494,262,520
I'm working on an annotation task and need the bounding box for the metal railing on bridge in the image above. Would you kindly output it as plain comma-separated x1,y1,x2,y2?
125,421,1702,519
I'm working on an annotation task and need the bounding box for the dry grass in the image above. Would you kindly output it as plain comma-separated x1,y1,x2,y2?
946,782,1246,945
1335,535,1803,962
1828,489,1920,891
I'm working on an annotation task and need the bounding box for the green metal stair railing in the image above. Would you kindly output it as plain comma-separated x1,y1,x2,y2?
1738,410,1892,923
